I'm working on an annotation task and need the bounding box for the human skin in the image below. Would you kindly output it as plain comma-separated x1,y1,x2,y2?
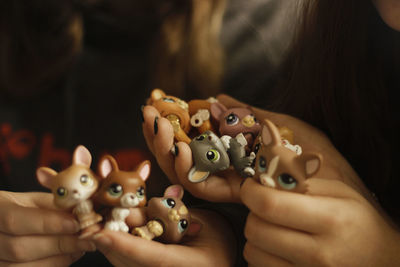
373,0,400,31
0,191,96,267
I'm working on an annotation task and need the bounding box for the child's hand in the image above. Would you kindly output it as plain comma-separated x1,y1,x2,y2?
92,209,236,267
0,191,95,266
241,178,400,266
142,105,243,203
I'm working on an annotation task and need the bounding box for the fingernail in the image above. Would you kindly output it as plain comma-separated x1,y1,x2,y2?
140,105,145,122
77,240,96,252
154,116,159,135
93,233,112,249
63,219,80,233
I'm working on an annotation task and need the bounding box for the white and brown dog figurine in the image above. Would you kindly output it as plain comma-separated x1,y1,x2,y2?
254,119,322,193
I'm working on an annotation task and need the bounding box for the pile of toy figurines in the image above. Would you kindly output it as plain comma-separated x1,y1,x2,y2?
147,89,323,192
36,145,195,243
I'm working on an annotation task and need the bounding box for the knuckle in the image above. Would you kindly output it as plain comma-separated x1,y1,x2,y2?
1,210,17,234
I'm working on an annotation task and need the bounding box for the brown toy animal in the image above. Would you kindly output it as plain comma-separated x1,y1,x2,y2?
254,119,322,193
188,98,217,134
95,155,150,232
147,88,191,143
36,145,102,229
132,185,197,243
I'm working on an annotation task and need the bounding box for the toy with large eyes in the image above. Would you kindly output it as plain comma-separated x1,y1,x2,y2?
147,88,192,144
254,119,322,193
95,155,150,232
210,102,261,153
36,145,103,229
132,185,199,243
188,131,231,183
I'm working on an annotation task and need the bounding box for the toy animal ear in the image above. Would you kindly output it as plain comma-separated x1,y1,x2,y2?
151,88,166,102
301,152,322,177
164,184,184,199
188,166,210,183
72,145,92,167
136,160,151,181
36,167,58,189
186,219,202,237
210,102,227,122
261,119,281,147
98,155,119,178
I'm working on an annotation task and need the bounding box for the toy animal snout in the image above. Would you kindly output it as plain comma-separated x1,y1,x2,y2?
242,115,256,128
72,189,82,200
121,193,140,208
168,205,188,222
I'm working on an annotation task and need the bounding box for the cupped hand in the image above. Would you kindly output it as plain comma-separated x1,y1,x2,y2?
241,178,400,267
92,208,236,267
0,191,96,267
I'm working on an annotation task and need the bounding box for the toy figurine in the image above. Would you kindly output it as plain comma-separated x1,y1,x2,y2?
95,155,150,232
147,88,192,144
188,131,231,183
132,185,195,243
36,145,102,229
210,102,261,153
188,97,217,134
254,119,322,193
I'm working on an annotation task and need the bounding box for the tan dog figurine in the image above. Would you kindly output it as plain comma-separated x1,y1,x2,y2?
36,145,102,229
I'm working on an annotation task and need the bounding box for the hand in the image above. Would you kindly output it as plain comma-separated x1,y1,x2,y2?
92,208,236,267
142,104,244,203
241,178,400,266
0,191,96,267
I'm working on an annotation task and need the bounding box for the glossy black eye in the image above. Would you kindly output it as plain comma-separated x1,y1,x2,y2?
206,149,220,162
56,187,67,198
80,174,93,186
108,183,123,197
162,97,175,103
195,134,206,141
225,113,239,125
253,115,258,123
178,219,188,233
278,174,297,190
136,186,145,197
162,198,176,208
258,156,267,172
254,143,261,154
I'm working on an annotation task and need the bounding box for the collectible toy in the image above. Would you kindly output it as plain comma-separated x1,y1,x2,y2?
188,97,217,133
254,119,322,193
132,185,194,243
210,102,261,152
147,88,191,144
95,156,150,232
36,145,102,229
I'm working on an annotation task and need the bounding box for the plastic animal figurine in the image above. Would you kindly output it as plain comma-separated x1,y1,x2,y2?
188,131,231,183
254,119,322,193
95,155,150,232
36,145,102,229
147,88,191,144
210,102,261,152
132,185,195,243
188,97,217,134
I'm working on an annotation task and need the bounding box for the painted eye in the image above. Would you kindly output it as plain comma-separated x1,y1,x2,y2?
178,219,189,233
162,97,175,103
225,113,239,125
258,156,267,172
162,198,176,208
56,187,67,198
254,143,261,155
278,174,297,190
108,183,123,197
253,115,258,123
136,186,145,199
206,149,220,162
80,174,93,186
195,134,207,141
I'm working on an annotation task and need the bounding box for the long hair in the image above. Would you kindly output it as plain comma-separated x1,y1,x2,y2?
150,0,227,98
274,0,400,204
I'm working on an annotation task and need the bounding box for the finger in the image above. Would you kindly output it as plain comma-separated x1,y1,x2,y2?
0,252,85,267
244,242,293,267
174,141,242,202
245,212,316,263
240,178,338,233
305,178,365,202
142,105,160,154
0,204,80,235
0,192,55,210
0,232,95,263
125,207,147,227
